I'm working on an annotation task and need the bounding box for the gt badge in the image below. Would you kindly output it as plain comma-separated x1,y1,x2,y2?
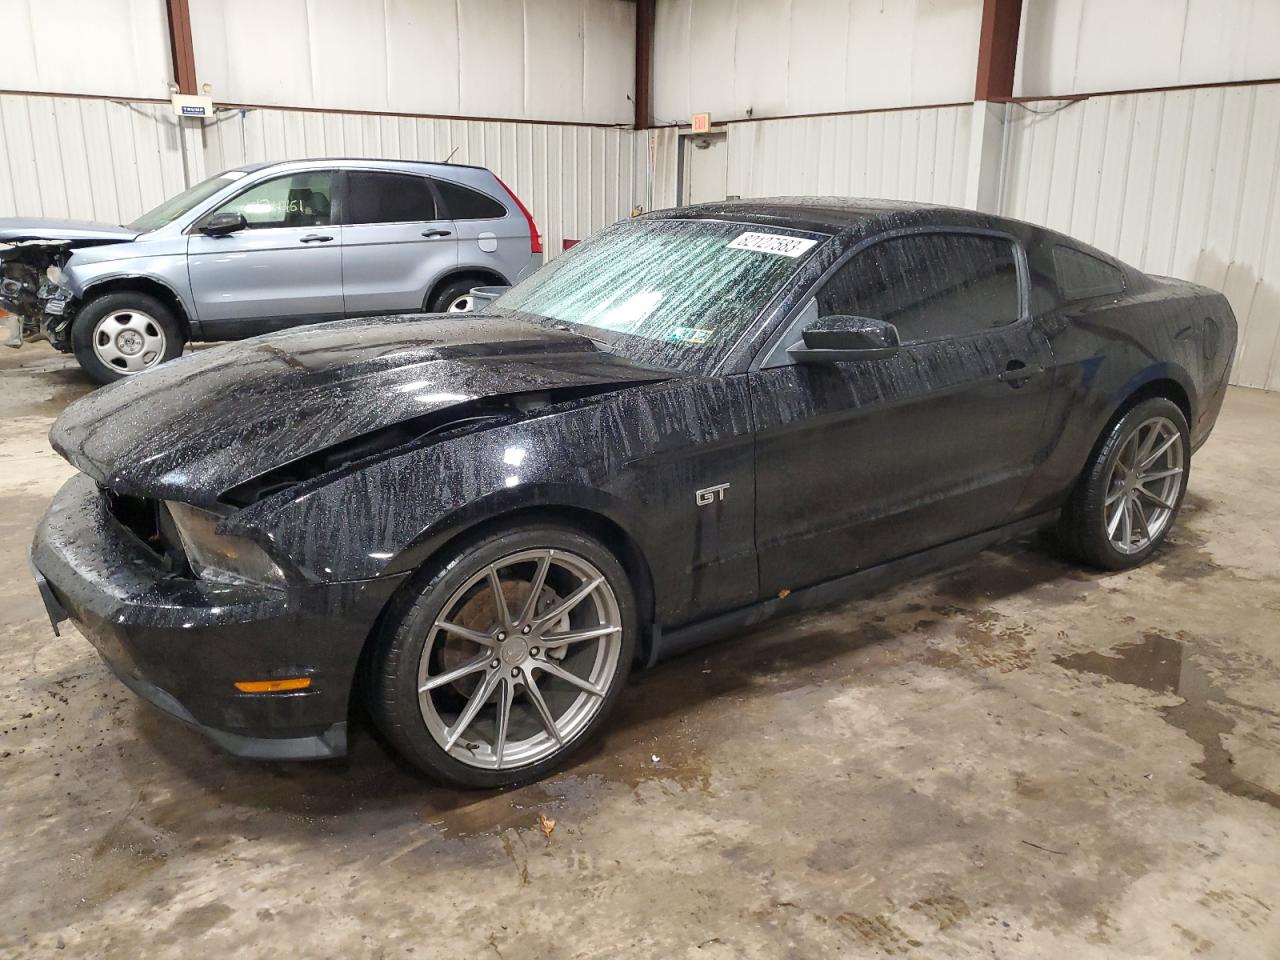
696,482,730,506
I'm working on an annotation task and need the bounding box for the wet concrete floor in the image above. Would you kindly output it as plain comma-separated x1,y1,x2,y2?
1,343,1278,958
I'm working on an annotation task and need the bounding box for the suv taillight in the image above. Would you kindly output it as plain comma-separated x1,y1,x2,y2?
494,175,542,256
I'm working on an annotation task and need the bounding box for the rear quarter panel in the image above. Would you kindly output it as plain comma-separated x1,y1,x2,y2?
1023,257,1236,513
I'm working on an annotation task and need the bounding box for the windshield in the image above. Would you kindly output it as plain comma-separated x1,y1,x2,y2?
495,218,827,374
126,169,249,233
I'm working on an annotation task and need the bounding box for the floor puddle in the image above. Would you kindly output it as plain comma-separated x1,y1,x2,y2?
1055,634,1280,811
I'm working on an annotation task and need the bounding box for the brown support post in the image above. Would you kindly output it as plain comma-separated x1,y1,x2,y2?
974,0,1023,101
166,0,198,95
634,0,655,130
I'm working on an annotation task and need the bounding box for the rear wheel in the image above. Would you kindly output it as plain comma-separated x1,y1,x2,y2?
370,523,636,788
71,292,184,384
1059,396,1190,570
428,277,483,313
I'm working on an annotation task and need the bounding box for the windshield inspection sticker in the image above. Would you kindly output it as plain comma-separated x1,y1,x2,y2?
667,326,713,344
727,232,818,257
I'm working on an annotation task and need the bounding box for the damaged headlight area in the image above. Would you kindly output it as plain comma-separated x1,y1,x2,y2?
165,501,287,588
0,239,77,348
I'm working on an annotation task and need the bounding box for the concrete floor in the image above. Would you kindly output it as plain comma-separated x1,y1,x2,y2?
1,341,1278,959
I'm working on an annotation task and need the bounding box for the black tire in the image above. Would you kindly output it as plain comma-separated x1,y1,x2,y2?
71,292,184,384
427,276,483,313
1058,396,1191,570
369,522,637,788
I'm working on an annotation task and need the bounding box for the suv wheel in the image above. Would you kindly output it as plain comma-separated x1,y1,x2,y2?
370,523,636,788
1059,396,1190,570
71,292,184,384
428,277,482,313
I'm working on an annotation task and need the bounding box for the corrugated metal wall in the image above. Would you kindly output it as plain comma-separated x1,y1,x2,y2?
2,86,1279,393
0,93,189,224
203,107,649,258
1000,84,1280,391
723,105,972,205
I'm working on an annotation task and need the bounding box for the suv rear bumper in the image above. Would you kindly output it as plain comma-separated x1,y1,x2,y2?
30,474,407,760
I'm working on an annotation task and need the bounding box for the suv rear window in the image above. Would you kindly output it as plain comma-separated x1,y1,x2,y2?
345,171,437,224
434,179,506,220
1053,245,1125,301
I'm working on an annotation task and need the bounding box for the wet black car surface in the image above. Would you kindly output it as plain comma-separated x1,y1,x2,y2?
30,199,1237,764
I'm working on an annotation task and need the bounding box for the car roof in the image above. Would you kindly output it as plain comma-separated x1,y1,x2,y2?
643,196,1015,241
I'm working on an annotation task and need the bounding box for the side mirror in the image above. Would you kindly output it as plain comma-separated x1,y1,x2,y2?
788,314,900,363
200,212,248,236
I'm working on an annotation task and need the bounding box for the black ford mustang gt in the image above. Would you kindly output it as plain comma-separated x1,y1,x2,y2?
30,199,1236,788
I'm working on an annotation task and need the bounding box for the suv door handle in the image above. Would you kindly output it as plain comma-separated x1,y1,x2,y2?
421,228,453,239
997,359,1044,388
300,234,334,243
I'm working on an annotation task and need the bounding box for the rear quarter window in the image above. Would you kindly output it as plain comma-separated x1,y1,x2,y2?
1053,245,1125,301
433,179,507,220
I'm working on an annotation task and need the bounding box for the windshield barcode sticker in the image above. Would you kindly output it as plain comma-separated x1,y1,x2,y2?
727,232,818,257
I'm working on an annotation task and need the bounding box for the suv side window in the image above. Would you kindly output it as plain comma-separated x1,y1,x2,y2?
211,171,334,229
433,179,506,220
1053,245,1125,301
817,232,1021,343
345,171,438,224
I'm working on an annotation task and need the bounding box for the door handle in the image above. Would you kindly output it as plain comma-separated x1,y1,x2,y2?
421,228,453,239
997,359,1044,388
300,234,334,243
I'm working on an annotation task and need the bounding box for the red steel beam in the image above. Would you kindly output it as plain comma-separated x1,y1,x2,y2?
974,0,1023,101
166,0,198,96
634,0,655,129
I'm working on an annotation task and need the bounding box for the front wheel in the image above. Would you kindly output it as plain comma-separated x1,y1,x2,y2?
71,292,184,384
1059,396,1190,570
369,523,636,788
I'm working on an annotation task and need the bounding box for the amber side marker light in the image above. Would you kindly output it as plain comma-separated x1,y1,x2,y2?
234,678,312,693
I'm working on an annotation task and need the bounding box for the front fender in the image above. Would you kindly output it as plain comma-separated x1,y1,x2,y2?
384,481,643,578
233,375,759,628
65,253,195,318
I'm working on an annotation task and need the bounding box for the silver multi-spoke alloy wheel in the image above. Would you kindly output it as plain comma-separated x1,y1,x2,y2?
416,548,623,771
92,309,167,374
446,293,474,313
1103,415,1185,554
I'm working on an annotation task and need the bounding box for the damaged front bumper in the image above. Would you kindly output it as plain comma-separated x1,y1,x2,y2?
30,473,409,760
0,277,74,349
1,241,78,350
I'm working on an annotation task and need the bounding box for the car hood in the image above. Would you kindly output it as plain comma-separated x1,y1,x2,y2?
0,218,139,245
50,314,674,507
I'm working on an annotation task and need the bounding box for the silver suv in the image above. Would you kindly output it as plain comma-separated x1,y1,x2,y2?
0,159,542,383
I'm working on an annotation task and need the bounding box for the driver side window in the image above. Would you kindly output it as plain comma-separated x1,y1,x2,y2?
817,233,1020,343
211,171,335,229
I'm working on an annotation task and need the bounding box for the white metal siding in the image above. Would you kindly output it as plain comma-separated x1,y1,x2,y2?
723,105,973,205
0,93,188,224
1000,84,1280,391
188,0,636,125
1016,0,1280,98
203,107,648,258
653,0,982,124
0,0,172,100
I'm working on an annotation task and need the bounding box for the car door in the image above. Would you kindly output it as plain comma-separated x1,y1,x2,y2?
186,169,343,335
339,169,458,315
749,229,1055,596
